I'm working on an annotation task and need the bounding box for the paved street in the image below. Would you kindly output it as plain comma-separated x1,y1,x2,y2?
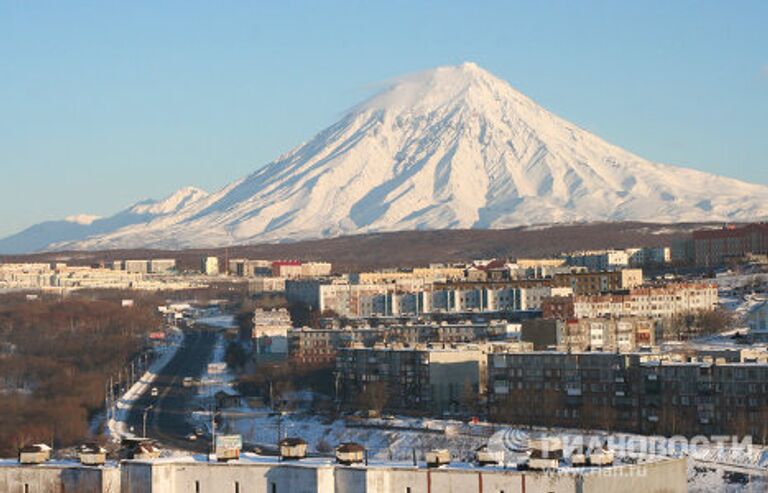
126,327,219,452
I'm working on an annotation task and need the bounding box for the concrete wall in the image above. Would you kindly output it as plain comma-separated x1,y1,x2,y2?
119,458,687,493
0,464,120,493
121,461,335,493
581,457,687,493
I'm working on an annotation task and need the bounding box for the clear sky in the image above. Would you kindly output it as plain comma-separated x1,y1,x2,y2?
1,1,766,237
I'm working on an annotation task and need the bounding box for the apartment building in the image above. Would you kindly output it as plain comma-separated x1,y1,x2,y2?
565,250,629,271
202,256,220,276
228,259,273,277
0,263,53,289
336,341,531,414
487,351,768,438
249,308,292,360
520,317,657,352
149,259,177,274
248,276,286,293
692,223,768,267
288,327,373,365
287,321,515,366
628,247,671,267
542,282,718,320
124,260,149,274
748,299,768,335
51,266,143,289
300,262,332,278
552,268,643,295
272,260,303,278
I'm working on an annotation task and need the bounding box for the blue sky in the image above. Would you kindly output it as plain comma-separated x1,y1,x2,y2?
1,1,766,237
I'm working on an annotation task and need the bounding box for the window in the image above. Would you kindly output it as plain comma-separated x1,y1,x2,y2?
235,482,240,493
195,481,201,493
271,482,277,493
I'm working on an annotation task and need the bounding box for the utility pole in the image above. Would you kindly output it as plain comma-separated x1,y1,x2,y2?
142,405,153,438
210,403,218,460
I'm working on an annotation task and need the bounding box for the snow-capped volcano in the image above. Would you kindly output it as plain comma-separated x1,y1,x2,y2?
4,62,768,252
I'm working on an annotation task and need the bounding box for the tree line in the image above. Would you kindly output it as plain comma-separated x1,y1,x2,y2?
0,293,161,456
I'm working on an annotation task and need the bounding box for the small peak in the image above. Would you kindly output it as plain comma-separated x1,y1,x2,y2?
174,186,208,196
459,61,480,71
65,214,101,225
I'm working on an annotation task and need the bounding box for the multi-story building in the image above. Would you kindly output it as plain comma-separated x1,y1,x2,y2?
51,266,143,289
487,350,768,439
228,259,273,277
627,247,671,267
202,256,220,276
249,308,292,361
249,276,286,293
287,321,515,366
272,260,304,278
565,250,629,271
552,268,643,295
747,299,768,340
149,259,177,274
336,341,531,414
542,282,718,320
124,260,150,274
692,223,768,267
0,263,53,289
300,262,332,278
521,318,657,352
288,327,363,365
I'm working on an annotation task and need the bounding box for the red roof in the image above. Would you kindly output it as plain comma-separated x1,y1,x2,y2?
272,260,302,266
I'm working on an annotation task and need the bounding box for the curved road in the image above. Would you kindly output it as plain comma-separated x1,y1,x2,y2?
126,327,219,452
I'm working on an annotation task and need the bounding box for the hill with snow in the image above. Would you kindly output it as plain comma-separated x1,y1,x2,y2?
0,187,208,253
3,62,767,252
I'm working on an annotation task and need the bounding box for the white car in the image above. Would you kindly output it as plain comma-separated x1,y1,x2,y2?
150,387,159,397
186,433,198,441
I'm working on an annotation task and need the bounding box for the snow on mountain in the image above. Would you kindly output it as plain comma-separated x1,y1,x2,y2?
0,187,208,253
65,214,102,225
6,62,768,252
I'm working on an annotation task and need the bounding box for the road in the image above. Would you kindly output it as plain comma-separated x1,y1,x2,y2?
126,326,219,452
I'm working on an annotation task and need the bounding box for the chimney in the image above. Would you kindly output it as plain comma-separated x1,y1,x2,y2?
335,442,365,465
278,437,308,461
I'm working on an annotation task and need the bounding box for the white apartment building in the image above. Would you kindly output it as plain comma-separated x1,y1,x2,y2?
251,308,292,359
51,266,142,289
565,249,629,271
124,260,149,274
0,263,53,289
202,256,220,276
149,258,177,274
287,279,573,318
572,283,719,319
300,262,332,277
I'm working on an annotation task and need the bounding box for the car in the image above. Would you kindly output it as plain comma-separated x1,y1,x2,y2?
186,433,197,441
194,427,205,436
150,387,159,397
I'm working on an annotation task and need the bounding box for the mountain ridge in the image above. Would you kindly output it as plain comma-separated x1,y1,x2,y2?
3,62,767,253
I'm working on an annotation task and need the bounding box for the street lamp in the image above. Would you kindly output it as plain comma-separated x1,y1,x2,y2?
142,405,154,438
